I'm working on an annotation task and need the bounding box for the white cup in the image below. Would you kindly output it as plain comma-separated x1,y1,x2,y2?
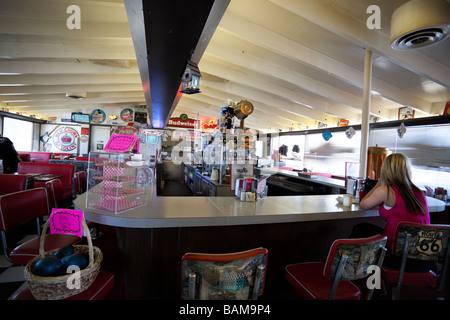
343,194,352,207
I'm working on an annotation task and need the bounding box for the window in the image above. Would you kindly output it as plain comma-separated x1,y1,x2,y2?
3,117,33,151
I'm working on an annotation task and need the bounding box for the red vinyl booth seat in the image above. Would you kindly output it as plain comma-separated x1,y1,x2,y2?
285,235,387,300
17,162,75,200
10,270,115,300
18,151,52,163
9,233,81,265
0,174,30,195
0,188,79,265
18,153,30,162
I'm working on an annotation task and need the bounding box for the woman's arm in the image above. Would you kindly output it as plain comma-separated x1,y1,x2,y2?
359,182,388,209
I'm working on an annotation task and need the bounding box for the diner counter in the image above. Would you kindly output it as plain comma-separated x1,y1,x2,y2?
73,183,446,299
74,184,445,229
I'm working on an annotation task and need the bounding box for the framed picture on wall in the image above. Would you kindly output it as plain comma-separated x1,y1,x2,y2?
398,107,414,120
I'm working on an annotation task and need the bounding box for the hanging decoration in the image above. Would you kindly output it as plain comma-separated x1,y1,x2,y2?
397,122,407,138
345,127,356,139
180,61,201,94
322,130,332,141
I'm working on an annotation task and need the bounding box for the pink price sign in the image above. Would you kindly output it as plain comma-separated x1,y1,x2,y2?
104,134,139,152
49,209,84,238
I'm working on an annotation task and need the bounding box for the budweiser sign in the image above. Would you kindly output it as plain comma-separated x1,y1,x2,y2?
167,117,198,128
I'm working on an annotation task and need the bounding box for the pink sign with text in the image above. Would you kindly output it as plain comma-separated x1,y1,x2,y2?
49,209,84,238
104,134,139,152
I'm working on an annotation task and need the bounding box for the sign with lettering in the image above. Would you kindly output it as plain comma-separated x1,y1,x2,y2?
167,117,198,129
104,134,139,152
49,208,84,238
53,127,79,151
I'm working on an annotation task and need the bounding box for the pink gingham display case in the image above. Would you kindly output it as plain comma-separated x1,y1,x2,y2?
86,152,149,213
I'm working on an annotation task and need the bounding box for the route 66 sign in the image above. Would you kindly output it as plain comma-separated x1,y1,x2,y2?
416,230,443,256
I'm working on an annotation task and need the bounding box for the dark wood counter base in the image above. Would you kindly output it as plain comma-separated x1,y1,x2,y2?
115,215,385,299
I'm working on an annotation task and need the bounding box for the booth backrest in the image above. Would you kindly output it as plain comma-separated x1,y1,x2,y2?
17,162,75,199
18,153,31,162
0,174,31,195
0,188,49,232
49,159,93,173
53,153,73,160
18,151,52,163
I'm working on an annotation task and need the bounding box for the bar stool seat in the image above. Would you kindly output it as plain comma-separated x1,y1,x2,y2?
9,270,115,300
380,222,450,300
285,235,387,300
285,262,362,300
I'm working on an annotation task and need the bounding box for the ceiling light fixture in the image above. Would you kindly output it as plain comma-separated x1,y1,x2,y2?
65,92,87,99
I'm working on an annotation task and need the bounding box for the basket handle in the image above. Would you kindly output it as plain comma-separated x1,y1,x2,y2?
39,218,94,266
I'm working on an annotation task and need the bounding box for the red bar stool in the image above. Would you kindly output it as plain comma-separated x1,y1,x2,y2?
181,247,268,300
0,188,79,265
381,222,450,300
285,235,387,300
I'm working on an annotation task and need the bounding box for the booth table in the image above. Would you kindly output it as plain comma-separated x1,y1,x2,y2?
74,185,445,299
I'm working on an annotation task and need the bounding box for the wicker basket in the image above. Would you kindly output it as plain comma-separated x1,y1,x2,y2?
24,219,103,300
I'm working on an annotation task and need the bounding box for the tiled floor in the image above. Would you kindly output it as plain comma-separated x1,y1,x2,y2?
0,226,37,299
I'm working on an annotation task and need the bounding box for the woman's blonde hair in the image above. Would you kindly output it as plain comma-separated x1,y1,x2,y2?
380,153,426,215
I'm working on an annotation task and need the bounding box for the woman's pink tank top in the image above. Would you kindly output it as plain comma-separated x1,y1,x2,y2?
379,185,430,248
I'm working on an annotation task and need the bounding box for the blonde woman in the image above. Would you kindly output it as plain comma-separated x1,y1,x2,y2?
354,153,432,272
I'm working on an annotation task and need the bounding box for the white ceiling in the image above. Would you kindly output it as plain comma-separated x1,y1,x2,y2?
0,0,449,132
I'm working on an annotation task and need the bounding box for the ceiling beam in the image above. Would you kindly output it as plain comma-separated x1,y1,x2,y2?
205,41,393,116
0,74,141,86
0,60,138,74
0,16,131,39
181,92,303,129
271,0,450,88
196,84,316,128
0,83,143,95
0,42,136,60
218,12,434,115
0,91,144,102
199,58,343,124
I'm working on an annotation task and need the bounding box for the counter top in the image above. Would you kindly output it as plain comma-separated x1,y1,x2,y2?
74,181,445,229
75,192,376,228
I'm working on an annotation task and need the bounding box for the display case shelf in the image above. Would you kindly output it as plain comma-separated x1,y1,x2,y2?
86,151,152,213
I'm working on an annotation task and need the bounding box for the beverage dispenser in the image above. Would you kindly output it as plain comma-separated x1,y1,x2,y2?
366,146,390,180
